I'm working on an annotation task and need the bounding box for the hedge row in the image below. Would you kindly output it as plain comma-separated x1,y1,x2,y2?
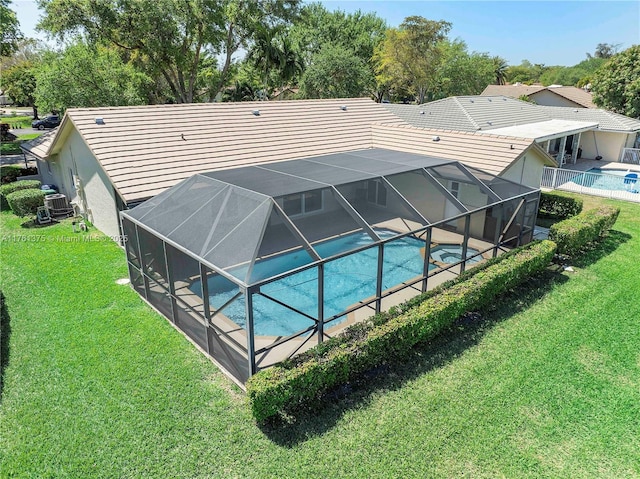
538,192,583,219
0,179,42,199
548,205,620,256
0,291,6,384
246,240,557,422
0,165,22,184
6,188,46,217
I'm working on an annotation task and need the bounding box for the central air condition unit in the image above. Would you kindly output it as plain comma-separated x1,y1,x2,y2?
44,193,74,217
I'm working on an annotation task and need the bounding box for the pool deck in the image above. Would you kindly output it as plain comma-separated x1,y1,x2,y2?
561,158,640,173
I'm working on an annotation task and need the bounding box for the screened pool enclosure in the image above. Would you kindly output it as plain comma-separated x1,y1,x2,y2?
121,149,540,386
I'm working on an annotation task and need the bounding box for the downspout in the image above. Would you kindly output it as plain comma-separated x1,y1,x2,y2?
592,130,601,159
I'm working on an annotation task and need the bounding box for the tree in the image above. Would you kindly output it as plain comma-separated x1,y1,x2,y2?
2,62,38,118
34,42,150,112
587,43,622,60
591,45,640,118
430,40,495,100
289,3,386,99
374,16,451,103
36,0,300,103
505,60,549,84
493,56,509,85
0,0,22,57
299,45,373,99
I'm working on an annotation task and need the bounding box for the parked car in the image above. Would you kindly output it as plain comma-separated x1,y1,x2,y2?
31,115,61,130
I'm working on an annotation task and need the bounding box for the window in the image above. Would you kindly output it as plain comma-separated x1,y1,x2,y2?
450,181,460,198
282,189,323,216
367,180,387,207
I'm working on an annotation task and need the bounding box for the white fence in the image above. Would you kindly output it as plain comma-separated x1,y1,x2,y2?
620,148,640,164
540,166,640,203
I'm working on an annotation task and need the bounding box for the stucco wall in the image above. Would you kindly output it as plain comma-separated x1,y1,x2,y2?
55,129,120,238
579,130,633,162
529,90,581,108
501,149,548,188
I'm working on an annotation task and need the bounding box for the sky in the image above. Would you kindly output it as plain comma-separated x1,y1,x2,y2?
10,0,640,67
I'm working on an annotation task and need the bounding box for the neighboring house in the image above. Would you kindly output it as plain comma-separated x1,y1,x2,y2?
481,84,596,109
384,96,640,166
22,97,551,238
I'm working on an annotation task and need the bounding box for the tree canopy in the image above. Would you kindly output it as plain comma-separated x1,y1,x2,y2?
374,16,451,103
0,0,22,57
35,42,150,112
36,0,300,103
591,45,640,118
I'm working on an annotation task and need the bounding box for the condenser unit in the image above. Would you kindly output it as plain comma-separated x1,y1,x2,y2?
44,193,73,217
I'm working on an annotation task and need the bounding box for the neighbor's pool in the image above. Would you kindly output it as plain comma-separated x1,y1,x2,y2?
192,230,480,336
573,168,640,193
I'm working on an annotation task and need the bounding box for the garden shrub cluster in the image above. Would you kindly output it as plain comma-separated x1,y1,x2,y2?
538,192,583,219
0,180,42,212
246,240,557,422
548,205,620,256
6,188,46,217
0,165,23,184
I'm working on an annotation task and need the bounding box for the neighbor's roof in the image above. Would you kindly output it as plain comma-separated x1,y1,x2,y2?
383,96,549,132
383,95,640,136
481,85,596,108
371,123,556,176
540,106,640,132
23,98,406,203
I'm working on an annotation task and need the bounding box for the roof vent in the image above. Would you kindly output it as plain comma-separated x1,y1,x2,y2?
95,117,105,125
340,105,348,111
488,98,492,102
470,99,474,103
252,109,260,116
574,109,579,112
432,136,440,142
419,110,425,115
487,121,493,126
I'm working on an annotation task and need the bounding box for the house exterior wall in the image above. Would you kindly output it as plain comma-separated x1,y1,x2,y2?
529,90,582,108
55,129,120,238
579,130,634,162
501,149,549,188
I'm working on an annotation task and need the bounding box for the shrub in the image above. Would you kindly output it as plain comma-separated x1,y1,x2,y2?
0,180,42,211
548,205,620,256
6,188,45,217
0,165,22,184
538,192,583,219
246,240,557,422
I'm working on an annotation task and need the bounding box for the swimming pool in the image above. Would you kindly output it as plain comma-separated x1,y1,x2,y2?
573,168,640,193
192,229,440,336
430,244,481,264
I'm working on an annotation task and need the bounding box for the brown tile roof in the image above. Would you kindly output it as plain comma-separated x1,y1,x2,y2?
371,123,555,176
542,86,596,108
481,84,596,108
29,98,406,203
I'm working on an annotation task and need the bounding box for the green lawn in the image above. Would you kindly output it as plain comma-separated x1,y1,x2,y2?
0,115,33,129
1,196,639,478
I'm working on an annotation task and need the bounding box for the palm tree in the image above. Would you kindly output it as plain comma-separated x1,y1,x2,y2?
493,56,508,85
247,25,284,99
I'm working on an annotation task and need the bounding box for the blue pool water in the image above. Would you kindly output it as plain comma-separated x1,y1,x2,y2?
192,230,477,337
573,168,639,193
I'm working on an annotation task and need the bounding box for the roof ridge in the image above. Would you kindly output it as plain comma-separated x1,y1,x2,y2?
453,97,482,130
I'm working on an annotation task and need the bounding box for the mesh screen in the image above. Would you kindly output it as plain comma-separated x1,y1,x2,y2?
464,165,534,198
121,218,140,267
335,180,428,235
385,171,464,223
426,164,491,209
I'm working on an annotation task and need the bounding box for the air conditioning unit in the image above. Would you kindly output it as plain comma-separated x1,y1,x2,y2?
44,193,73,217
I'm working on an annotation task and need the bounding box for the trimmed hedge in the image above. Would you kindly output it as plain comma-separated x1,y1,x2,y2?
6,188,45,217
0,179,42,198
246,240,557,422
549,205,620,256
0,165,22,184
538,192,583,219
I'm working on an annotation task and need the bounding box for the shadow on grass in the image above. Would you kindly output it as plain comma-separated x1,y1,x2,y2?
0,291,10,400
569,230,631,269
258,269,569,445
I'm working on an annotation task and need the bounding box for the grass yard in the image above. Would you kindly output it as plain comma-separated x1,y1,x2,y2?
1,195,639,478
0,115,33,129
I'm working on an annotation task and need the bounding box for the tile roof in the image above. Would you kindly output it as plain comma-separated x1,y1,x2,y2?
371,123,555,176
383,95,640,135
384,96,550,131
540,106,640,132
24,98,406,203
481,84,596,108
